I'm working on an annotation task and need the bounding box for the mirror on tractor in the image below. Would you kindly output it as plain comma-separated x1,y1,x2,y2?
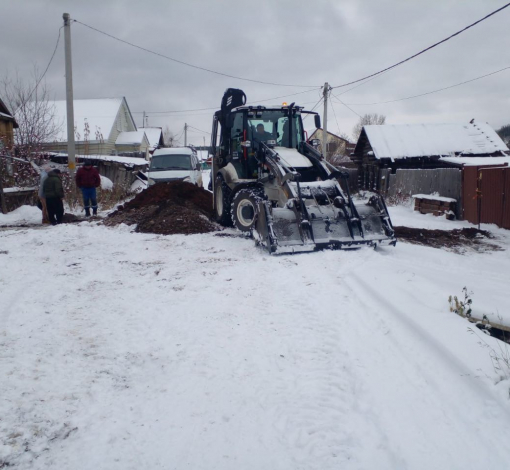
266,140,276,148
314,114,321,129
311,139,320,147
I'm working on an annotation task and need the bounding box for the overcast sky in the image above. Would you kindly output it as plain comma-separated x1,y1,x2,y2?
2,0,509,145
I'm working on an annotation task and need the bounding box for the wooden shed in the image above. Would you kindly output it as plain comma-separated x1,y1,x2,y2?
352,120,509,192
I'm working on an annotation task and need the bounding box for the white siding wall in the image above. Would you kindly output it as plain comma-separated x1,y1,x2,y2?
108,100,137,154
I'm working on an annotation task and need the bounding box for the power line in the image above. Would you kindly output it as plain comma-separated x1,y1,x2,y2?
329,98,342,135
73,19,319,88
133,88,322,115
302,96,324,122
187,125,211,135
330,92,361,118
333,72,389,98
133,106,216,114
331,2,510,89
24,27,63,105
344,65,510,105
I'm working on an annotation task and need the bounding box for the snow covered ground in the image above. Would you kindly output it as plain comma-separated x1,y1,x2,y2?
1,204,510,469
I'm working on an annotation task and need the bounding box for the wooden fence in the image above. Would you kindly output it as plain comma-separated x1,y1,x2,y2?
386,168,462,217
463,166,510,229
1,187,38,213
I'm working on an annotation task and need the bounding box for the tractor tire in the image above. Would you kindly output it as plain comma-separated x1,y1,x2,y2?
214,175,233,226
231,189,263,232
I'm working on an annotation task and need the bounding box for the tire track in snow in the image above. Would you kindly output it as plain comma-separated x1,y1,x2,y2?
248,251,405,469
342,271,510,467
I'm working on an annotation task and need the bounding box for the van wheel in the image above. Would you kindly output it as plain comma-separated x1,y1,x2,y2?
214,175,232,226
231,190,263,232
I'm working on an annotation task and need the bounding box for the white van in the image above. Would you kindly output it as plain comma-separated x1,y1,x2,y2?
148,147,203,187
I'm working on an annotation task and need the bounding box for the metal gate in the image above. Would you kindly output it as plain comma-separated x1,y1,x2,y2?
463,165,510,229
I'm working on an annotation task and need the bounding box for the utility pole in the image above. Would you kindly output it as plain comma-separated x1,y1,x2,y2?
184,123,187,146
63,13,76,175
142,111,146,127
322,82,330,161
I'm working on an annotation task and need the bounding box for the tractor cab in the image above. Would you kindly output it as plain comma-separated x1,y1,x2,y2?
213,105,308,180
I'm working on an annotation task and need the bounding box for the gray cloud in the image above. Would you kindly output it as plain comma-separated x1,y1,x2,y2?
2,0,509,144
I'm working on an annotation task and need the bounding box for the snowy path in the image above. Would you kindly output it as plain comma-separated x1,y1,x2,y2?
1,219,510,469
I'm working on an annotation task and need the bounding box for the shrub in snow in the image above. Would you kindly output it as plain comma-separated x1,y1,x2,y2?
448,287,473,318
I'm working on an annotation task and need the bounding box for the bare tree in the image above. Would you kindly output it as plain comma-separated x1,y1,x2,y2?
496,124,510,148
0,68,59,192
352,113,386,142
163,125,175,147
1,67,62,157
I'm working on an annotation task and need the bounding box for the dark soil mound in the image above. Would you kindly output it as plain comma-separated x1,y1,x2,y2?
104,181,219,235
394,226,501,252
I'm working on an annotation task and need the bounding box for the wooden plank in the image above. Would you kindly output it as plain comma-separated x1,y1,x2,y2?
466,315,510,334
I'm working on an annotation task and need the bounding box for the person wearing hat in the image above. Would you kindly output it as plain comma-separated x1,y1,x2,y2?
76,160,101,216
42,169,65,225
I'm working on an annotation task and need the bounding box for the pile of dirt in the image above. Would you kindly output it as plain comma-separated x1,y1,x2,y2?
394,226,501,252
104,181,219,235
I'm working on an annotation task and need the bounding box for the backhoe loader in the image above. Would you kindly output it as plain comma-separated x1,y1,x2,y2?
210,88,396,254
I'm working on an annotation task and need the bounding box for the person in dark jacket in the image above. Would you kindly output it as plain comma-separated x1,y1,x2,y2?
76,160,101,216
43,169,65,225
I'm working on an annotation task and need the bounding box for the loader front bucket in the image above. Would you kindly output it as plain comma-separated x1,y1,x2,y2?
254,195,395,254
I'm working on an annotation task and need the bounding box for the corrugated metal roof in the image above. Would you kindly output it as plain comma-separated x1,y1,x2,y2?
364,120,508,161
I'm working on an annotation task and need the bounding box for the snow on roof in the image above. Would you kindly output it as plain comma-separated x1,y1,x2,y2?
364,121,508,161
412,194,457,203
439,156,510,167
140,127,162,149
3,186,38,193
0,111,14,120
52,153,148,167
116,130,147,145
80,154,148,166
37,98,131,143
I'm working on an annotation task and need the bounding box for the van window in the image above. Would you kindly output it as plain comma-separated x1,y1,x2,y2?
150,154,191,171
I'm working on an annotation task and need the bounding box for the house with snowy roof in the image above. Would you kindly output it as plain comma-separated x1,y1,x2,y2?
115,130,150,159
309,128,355,166
139,127,164,154
352,119,509,190
0,98,18,149
36,97,149,158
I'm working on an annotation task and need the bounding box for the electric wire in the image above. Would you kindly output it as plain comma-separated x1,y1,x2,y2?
187,125,211,135
71,5,510,112
302,96,324,122
172,128,185,141
132,88,322,115
330,92,361,117
329,97,342,135
343,65,510,105
73,19,319,88
24,27,63,105
331,2,510,89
